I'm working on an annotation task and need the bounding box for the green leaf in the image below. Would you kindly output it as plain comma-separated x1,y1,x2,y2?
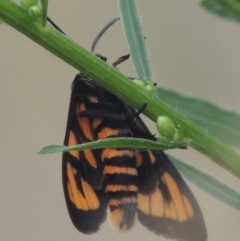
157,87,240,148
38,137,187,154
201,0,240,22
40,0,48,25
170,155,240,211
118,0,152,83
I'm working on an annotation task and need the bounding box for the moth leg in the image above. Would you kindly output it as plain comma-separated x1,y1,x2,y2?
112,54,130,67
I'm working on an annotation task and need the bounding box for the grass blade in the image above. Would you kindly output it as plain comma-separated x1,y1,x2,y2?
170,155,240,211
38,137,187,154
118,0,152,82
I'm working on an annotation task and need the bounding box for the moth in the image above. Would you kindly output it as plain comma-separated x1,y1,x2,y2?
49,17,208,241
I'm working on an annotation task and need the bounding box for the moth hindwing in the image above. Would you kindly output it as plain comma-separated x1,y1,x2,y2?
62,71,207,241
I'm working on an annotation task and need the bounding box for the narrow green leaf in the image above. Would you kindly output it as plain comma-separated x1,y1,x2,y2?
201,0,240,22
170,155,240,211
157,87,240,148
118,0,152,82
38,137,187,155
40,0,48,25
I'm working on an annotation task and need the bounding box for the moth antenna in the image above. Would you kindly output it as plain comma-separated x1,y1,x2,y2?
91,17,120,52
47,17,66,35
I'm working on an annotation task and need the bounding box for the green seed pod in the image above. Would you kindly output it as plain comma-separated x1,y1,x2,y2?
173,129,183,142
20,0,38,10
156,116,176,140
133,79,146,89
29,5,42,20
145,84,154,93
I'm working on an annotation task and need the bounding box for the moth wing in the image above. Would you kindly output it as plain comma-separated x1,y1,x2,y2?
62,150,107,234
68,74,105,189
126,106,207,240
137,151,207,241
62,75,107,233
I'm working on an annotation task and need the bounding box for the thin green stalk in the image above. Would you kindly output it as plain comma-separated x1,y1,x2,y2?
1,0,240,178
40,0,48,25
119,0,152,82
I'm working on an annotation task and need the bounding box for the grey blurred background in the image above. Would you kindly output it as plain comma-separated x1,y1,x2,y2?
1,1,240,240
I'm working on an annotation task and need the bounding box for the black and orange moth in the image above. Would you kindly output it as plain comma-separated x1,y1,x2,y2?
62,65,207,241
48,17,208,241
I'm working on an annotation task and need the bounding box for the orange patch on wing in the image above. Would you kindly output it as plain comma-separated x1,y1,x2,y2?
105,184,138,192
182,195,194,218
68,131,80,159
165,201,178,220
104,166,137,176
78,104,94,141
162,173,189,221
92,118,102,129
102,149,134,159
82,178,100,210
135,151,143,167
138,189,164,217
67,163,99,210
148,151,156,164
98,127,120,139
84,150,97,168
138,177,192,221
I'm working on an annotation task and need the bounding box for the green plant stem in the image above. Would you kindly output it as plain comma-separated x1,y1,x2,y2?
1,0,240,178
